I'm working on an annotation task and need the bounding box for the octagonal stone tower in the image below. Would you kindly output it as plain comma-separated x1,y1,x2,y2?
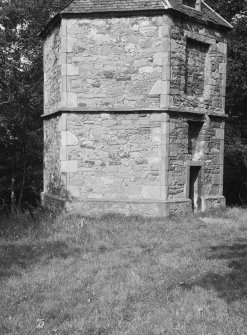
41,0,232,216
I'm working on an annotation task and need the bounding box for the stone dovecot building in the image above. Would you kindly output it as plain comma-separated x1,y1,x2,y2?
41,0,232,216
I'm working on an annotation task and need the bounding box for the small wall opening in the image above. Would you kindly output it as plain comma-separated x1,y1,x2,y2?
188,121,203,155
184,39,209,96
189,166,202,212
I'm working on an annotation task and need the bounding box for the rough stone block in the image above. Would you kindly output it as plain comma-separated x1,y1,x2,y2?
212,174,221,185
59,114,67,131
142,186,161,200
161,113,169,122
159,26,170,38
61,161,78,173
161,144,170,155
151,128,161,144
161,157,169,171
153,52,164,66
62,64,79,76
149,80,169,96
214,154,224,165
139,66,154,73
67,92,78,108
160,94,170,108
220,141,224,154
61,131,79,146
162,66,171,81
162,38,171,52
149,156,161,170
216,129,224,140
169,144,178,157
161,186,169,200
217,42,227,54
67,185,80,198
60,146,67,161
67,37,77,52
160,172,168,185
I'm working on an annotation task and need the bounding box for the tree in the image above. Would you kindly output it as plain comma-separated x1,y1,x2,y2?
0,0,68,212
205,0,247,204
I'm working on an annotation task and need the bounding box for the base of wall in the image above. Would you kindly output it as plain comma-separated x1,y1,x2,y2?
42,193,226,217
202,195,226,211
42,193,192,217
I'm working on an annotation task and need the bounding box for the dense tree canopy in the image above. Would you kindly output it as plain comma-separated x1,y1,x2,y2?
0,0,247,212
0,0,68,212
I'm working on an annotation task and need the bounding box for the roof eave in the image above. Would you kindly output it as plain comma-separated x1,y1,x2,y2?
39,2,232,40
168,7,232,31
201,0,233,30
39,13,62,39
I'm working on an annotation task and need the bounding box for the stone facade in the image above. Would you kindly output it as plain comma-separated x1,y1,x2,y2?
42,3,230,216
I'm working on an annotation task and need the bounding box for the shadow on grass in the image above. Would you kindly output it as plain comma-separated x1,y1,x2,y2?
0,240,81,281
182,242,247,302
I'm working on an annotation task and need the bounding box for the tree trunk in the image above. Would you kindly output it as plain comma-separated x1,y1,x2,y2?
10,175,15,214
18,147,27,212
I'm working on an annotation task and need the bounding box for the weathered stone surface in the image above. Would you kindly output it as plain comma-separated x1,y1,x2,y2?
43,117,64,196
43,11,228,216
66,112,162,200
168,113,224,201
170,19,227,114
43,26,62,114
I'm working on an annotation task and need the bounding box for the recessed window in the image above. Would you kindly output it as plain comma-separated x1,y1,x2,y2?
184,38,209,97
188,121,203,154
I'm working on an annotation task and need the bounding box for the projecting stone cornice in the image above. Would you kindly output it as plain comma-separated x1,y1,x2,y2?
41,107,228,119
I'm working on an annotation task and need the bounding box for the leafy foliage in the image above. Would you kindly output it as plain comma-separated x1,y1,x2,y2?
0,0,68,211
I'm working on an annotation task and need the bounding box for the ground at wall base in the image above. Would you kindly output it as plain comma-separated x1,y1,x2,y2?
42,192,226,217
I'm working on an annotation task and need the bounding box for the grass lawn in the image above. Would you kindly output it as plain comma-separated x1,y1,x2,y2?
0,208,247,335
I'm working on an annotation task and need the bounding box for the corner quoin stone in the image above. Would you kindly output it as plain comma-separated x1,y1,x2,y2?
61,161,78,173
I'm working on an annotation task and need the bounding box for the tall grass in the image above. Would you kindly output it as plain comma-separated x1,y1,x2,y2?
0,208,247,334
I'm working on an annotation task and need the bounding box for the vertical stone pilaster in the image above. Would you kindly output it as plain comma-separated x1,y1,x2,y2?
60,20,78,109
59,113,68,194
219,120,225,195
60,20,68,108
160,112,170,201
160,14,172,109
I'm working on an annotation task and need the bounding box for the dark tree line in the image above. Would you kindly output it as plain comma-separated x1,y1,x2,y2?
0,0,247,214
207,0,247,204
0,0,69,214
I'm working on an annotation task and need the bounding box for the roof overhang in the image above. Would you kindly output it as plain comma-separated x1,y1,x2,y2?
39,3,232,40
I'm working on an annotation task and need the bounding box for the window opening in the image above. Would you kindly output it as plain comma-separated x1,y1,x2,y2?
184,38,209,96
188,121,203,155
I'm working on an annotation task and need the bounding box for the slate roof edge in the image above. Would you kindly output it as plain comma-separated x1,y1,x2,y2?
39,13,62,39
201,0,233,29
39,1,232,39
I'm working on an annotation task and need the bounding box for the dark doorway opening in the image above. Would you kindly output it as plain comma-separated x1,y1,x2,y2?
189,166,202,212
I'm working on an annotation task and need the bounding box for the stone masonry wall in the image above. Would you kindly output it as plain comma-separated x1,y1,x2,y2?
43,25,62,114
54,15,171,111
169,18,227,114
185,39,208,96
64,112,164,200
42,12,227,215
168,113,224,200
43,116,63,196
